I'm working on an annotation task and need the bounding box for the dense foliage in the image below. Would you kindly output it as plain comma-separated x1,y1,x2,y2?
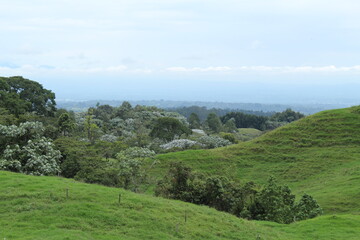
0,76,56,116
270,108,305,123
221,112,268,130
156,162,322,224
150,117,191,141
0,122,61,175
171,105,275,121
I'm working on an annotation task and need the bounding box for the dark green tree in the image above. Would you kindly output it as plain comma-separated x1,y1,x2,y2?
295,194,323,221
150,117,191,141
206,113,222,133
221,112,267,130
0,76,56,116
0,108,16,125
84,109,101,144
115,101,133,119
57,112,75,136
270,108,305,123
189,112,201,129
249,177,295,224
155,162,193,200
223,118,237,133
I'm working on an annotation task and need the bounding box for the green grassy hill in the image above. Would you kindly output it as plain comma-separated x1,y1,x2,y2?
150,106,360,214
1,171,360,240
2,106,360,239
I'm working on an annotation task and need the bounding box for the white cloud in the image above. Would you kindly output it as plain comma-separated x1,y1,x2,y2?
166,65,360,73
61,65,128,73
2,64,360,77
236,65,360,73
166,66,232,72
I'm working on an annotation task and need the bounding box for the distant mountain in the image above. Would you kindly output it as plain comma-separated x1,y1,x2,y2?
57,99,351,114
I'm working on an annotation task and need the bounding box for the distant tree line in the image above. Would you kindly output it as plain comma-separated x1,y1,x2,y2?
170,106,274,121
187,109,305,132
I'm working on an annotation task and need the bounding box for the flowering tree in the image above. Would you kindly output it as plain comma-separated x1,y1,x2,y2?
197,136,232,149
116,147,156,190
160,139,203,150
0,122,61,175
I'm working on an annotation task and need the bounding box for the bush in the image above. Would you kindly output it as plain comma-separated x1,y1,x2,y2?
160,139,203,150
245,177,322,224
116,147,155,160
156,163,322,224
295,194,323,221
220,132,238,144
197,135,232,148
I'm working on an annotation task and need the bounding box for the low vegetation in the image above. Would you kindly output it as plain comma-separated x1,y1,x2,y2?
155,162,322,224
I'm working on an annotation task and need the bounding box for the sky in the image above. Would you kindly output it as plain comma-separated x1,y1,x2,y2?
1,0,360,104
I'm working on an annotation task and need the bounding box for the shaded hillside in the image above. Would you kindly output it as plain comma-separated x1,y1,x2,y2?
150,106,360,214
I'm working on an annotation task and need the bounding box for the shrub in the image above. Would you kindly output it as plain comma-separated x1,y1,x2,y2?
220,132,238,144
116,147,155,160
197,135,232,148
295,193,323,221
156,164,322,224
160,139,203,150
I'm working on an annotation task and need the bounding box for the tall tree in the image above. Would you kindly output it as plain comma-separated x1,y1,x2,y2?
57,112,75,136
84,109,100,144
206,113,222,133
189,112,201,129
0,76,56,116
150,117,191,141
223,118,237,133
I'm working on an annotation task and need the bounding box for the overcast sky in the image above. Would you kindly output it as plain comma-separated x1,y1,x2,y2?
1,0,360,104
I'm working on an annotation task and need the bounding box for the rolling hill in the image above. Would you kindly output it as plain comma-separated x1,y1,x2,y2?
150,106,360,214
1,171,360,239
1,106,360,239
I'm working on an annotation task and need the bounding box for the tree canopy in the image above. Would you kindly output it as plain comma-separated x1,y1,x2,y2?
150,117,191,141
0,76,56,116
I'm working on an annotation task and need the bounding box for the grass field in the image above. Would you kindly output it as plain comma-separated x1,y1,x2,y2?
1,171,359,240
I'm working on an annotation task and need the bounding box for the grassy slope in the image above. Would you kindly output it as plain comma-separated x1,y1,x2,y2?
1,171,360,240
0,171,283,240
151,106,360,214
236,128,263,141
